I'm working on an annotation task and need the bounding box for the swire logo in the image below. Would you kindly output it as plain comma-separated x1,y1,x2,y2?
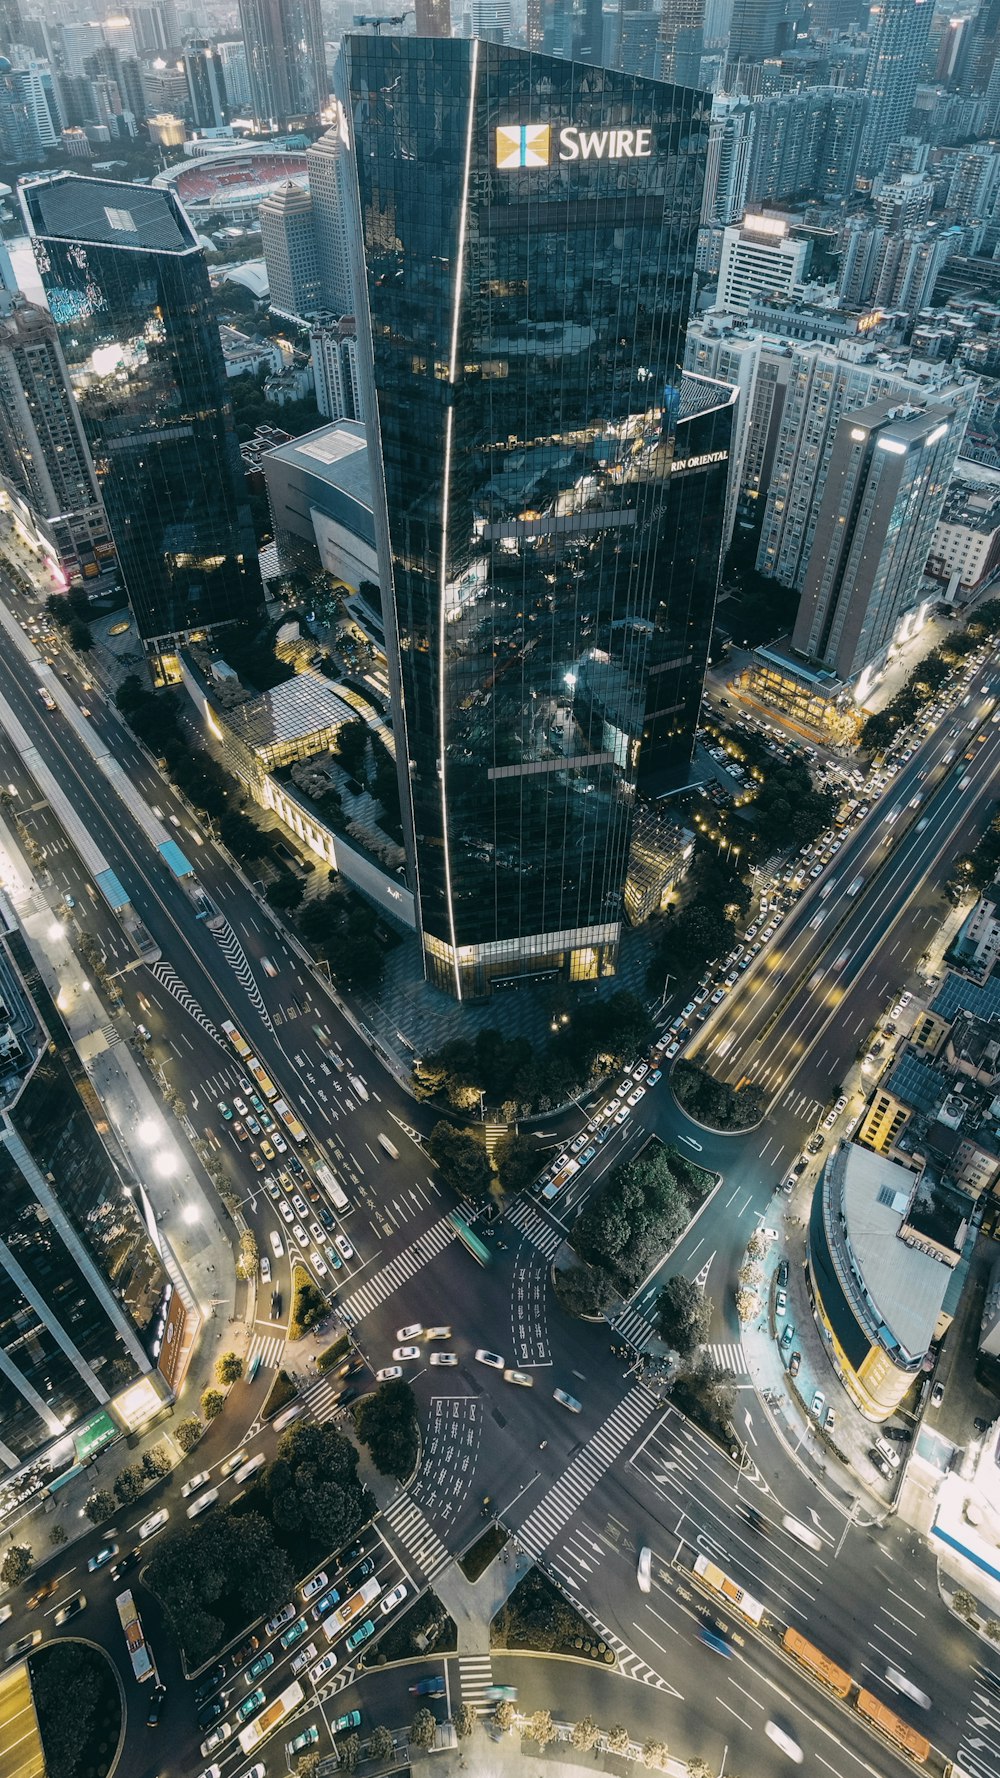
495,123,653,168
495,124,550,168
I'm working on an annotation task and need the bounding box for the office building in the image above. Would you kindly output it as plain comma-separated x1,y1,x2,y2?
657,0,704,85
416,0,452,30
857,0,934,183
217,40,252,111
306,124,353,316
131,2,180,54
23,174,262,653
238,0,328,127
339,36,719,1000
616,5,660,77
727,0,784,63
0,55,56,161
183,40,228,130
0,289,113,587
717,215,812,313
791,395,964,686
0,0,21,58
0,905,173,1492
259,180,320,320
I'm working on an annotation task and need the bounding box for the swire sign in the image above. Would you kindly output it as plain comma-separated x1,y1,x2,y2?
496,124,654,168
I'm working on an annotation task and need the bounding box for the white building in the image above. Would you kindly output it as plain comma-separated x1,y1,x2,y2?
310,323,361,422
927,474,1000,594
717,215,811,314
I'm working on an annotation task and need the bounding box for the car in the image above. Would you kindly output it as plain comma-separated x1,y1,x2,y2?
775,1289,787,1316
554,1388,582,1412
975,1417,991,1435
614,1106,630,1124
265,1602,297,1637
233,1121,248,1142
666,1040,680,1058
393,1344,420,1361
229,1639,259,1673
281,1616,309,1650
194,1663,228,1702
396,1324,423,1341
430,1352,458,1366
310,1251,329,1279
302,1570,329,1603
62,891,76,908
503,1368,534,1386
381,1584,408,1615
931,1381,944,1407
137,1509,169,1540
807,1133,825,1154
376,1365,403,1381
570,1133,588,1152
764,1722,803,1763
237,1688,266,1724
200,1724,232,1757
475,1348,505,1369
648,1070,662,1085
292,1223,309,1248
335,1710,363,1733
335,1233,354,1260
780,1323,794,1350
245,1113,260,1136
53,1593,87,1626
287,1727,320,1759
580,1144,598,1163
5,1630,41,1664
824,1407,836,1433
277,1199,294,1224
88,1543,118,1572
310,1652,337,1684
409,1676,446,1696
627,1087,645,1107
217,1101,233,1120
885,1667,931,1710
260,1138,275,1161
776,1258,789,1288
486,1685,518,1702
698,1628,733,1658
811,1390,825,1419
881,1425,911,1442
272,1131,288,1153
311,1587,342,1621
710,989,724,1005
346,1618,376,1652
249,1151,265,1172
271,1288,283,1317
245,1652,274,1685
633,1062,649,1080
197,1767,222,1778
146,1683,168,1728
637,1546,652,1593
270,1230,285,1266
27,1579,59,1609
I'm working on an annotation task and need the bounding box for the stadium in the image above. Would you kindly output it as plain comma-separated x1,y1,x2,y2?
152,150,309,222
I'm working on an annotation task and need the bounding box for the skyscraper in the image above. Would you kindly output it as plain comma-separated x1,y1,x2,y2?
338,37,719,1000
857,0,934,182
23,175,263,652
306,125,353,316
415,0,452,32
657,0,704,85
727,0,785,63
238,0,328,128
259,180,320,319
183,39,228,130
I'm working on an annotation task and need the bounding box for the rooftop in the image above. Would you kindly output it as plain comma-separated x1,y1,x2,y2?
24,174,195,253
933,971,1000,1024
225,670,358,754
832,1142,956,1361
888,1048,949,1118
264,419,372,510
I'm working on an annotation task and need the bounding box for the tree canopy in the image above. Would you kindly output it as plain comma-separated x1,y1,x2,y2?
353,1378,419,1481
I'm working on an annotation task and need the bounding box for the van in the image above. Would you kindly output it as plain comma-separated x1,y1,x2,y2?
874,1437,901,1471
378,1134,399,1160
231,1453,266,1487
187,1487,219,1519
272,1401,306,1433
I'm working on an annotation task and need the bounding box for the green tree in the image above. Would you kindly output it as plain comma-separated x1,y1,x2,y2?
452,1704,478,1740
657,1276,712,1358
410,1708,437,1750
494,1700,517,1732
236,1230,259,1280
525,1710,556,1748
335,718,369,780
84,1489,116,1525
572,1715,599,1752
113,1463,145,1505
0,1545,32,1585
216,1351,244,1385
492,1131,540,1195
48,1524,67,1548
338,1732,361,1772
267,871,305,911
30,1642,109,1778
428,1121,491,1195
175,1416,202,1453
353,1378,419,1481
201,1387,226,1420
68,618,93,652
554,1263,615,1316
297,1754,321,1778
142,1444,171,1480
265,1420,373,1550
369,1725,396,1761
292,1276,327,1334
219,810,270,861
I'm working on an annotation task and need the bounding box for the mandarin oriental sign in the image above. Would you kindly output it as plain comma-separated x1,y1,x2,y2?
496,123,653,167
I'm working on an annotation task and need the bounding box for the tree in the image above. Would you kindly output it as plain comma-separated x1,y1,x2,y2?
175,1416,202,1453
297,1754,321,1778
657,1276,712,1358
267,871,305,911
142,1444,171,1480
410,1707,437,1749
216,1351,244,1385
607,1725,632,1756
493,1131,540,1195
554,1262,615,1316
493,1700,517,1731
369,1725,396,1761
30,1642,108,1778
236,1229,259,1280
643,1740,669,1770
525,1710,556,1748
687,1760,714,1778
335,718,369,780
428,1121,491,1196
953,1588,978,1620
85,1489,116,1524
265,1420,373,1551
0,1545,32,1585
353,1377,419,1481
572,1716,599,1752
338,1732,361,1772
201,1387,226,1420
292,1276,327,1334
736,1288,757,1323
48,1524,68,1548
68,618,93,652
113,1463,145,1505
452,1705,478,1740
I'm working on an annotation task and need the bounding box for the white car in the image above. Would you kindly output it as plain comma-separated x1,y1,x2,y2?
475,1349,505,1369
393,1345,420,1361
310,1252,328,1278
627,1087,645,1107
380,1583,408,1616
310,1652,337,1684
277,1199,294,1224
291,1641,318,1676
429,1352,458,1367
396,1324,423,1341
632,1062,649,1080
764,1723,802,1764
272,1131,287,1153
637,1546,652,1593
885,1667,931,1710
301,1570,329,1602
503,1369,534,1387
201,1725,232,1758
181,1469,210,1499
335,1234,354,1261
553,1388,582,1413
376,1365,403,1381
292,1223,309,1249
426,1326,452,1340
269,1229,284,1260
260,1255,271,1284
137,1509,169,1540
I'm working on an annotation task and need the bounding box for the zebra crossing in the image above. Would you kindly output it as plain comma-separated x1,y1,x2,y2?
456,1655,494,1712
382,1490,452,1583
300,1374,346,1425
701,1341,748,1376
213,920,272,1028
247,1330,284,1372
503,1195,563,1259
100,1021,124,1048
482,1123,506,1158
516,1387,658,1560
338,1214,457,1324
607,1300,658,1352
146,960,221,1043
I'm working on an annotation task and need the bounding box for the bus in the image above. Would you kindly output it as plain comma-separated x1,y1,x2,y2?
273,1098,307,1143
222,1019,252,1059
237,1679,304,1754
448,1211,492,1268
335,1577,382,1629
246,1055,278,1101
856,1689,930,1763
116,1588,154,1684
315,1162,349,1213
783,1628,851,1699
692,1555,764,1626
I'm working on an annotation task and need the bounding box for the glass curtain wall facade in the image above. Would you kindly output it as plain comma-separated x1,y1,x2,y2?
340,37,713,999
22,175,263,653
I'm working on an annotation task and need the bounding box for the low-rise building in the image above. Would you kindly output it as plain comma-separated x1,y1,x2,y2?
927,480,1000,595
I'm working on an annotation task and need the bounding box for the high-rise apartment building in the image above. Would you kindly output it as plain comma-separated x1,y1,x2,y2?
657,0,704,85
0,288,113,586
238,0,327,127
306,125,353,316
183,39,228,130
717,215,812,312
701,98,753,226
23,175,263,652
791,395,965,684
338,36,722,1000
259,180,320,319
217,40,252,111
857,0,934,182
310,322,360,422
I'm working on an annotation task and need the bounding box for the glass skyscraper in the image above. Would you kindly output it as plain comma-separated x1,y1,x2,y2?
340,37,723,999
22,175,262,654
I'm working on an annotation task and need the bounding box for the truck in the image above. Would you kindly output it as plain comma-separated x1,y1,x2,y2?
273,1098,307,1143
335,1577,382,1629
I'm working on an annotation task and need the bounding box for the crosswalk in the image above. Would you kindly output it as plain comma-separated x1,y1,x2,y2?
701,1341,749,1376
147,960,221,1044
503,1196,563,1259
100,1021,124,1048
213,919,272,1029
382,1490,452,1583
456,1655,494,1712
301,1374,347,1424
482,1123,506,1158
339,1214,457,1324
247,1330,284,1372
516,1387,657,1560
959,1657,1000,1778
607,1301,658,1352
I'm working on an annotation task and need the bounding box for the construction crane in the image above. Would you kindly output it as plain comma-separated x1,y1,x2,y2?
353,11,411,30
